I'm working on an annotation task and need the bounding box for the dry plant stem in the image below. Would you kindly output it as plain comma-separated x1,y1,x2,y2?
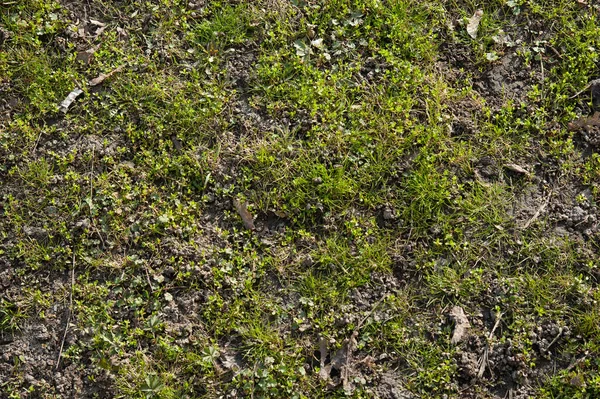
144,266,155,292
546,327,563,352
56,253,75,370
569,78,600,99
566,352,588,371
521,191,552,229
478,312,503,378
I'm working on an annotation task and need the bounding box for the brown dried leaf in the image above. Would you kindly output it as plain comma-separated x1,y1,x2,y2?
76,45,99,65
317,331,362,394
568,111,600,132
570,375,584,387
88,65,125,87
233,198,255,230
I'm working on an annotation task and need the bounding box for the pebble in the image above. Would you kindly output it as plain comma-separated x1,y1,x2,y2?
383,207,395,220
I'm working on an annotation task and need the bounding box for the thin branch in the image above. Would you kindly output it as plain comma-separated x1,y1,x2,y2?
357,294,387,330
30,130,44,155
569,78,600,99
540,56,545,102
90,147,94,199
477,312,503,378
56,253,75,370
521,191,552,229
545,327,563,352
144,265,155,292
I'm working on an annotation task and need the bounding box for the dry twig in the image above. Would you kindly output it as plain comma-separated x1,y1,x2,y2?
521,191,552,229
477,311,503,378
56,253,75,370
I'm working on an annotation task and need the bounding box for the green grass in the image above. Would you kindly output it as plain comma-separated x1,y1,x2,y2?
1,0,600,397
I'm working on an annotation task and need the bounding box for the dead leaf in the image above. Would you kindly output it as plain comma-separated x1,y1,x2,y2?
449,306,470,344
220,352,242,371
116,26,129,40
473,169,491,187
273,209,287,218
358,355,376,370
568,112,600,132
317,331,365,394
94,25,107,37
570,375,584,387
58,87,84,114
325,331,358,394
504,163,531,177
233,198,255,230
0,28,7,46
340,331,358,394
318,337,330,381
466,9,483,39
171,135,183,151
89,19,105,27
142,14,153,33
88,65,125,87
76,46,98,65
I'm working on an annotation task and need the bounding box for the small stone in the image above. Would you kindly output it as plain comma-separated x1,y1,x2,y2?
75,218,90,229
35,325,51,342
383,207,395,220
23,226,48,240
301,256,313,268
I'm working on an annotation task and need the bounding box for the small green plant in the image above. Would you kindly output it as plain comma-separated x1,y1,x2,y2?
0,300,25,332
140,374,164,398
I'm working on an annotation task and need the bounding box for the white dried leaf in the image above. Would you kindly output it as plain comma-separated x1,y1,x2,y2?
466,9,484,39
293,40,311,57
89,19,105,27
221,353,241,370
450,306,470,344
311,38,324,49
485,52,499,61
116,26,129,40
318,337,330,380
504,163,531,176
94,25,107,37
58,88,84,113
